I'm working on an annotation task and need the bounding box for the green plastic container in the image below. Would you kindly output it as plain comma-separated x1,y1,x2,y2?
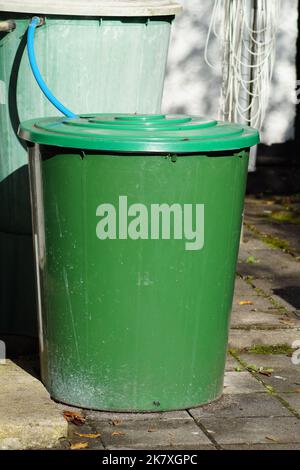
0,1,181,337
19,114,259,411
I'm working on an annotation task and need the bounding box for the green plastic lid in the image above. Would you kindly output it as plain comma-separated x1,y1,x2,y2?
19,114,259,154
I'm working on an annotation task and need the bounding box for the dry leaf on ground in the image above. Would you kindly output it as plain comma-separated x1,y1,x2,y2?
75,432,101,439
70,442,89,450
247,365,273,377
111,431,126,437
265,436,278,442
148,427,157,433
239,301,254,306
279,320,295,327
111,419,123,426
63,410,85,426
258,369,273,377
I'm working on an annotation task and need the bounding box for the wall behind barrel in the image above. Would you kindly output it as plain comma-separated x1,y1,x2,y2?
163,0,298,146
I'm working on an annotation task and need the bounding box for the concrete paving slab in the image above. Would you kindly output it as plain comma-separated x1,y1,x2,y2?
61,422,105,450
222,443,300,450
229,328,300,350
225,354,239,371
0,360,67,450
230,310,287,329
234,277,257,296
189,393,290,419
239,353,300,393
281,393,300,415
252,278,300,314
87,418,214,450
86,410,190,422
223,371,266,394
238,239,300,314
198,417,300,445
232,292,279,315
245,219,300,256
239,353,296,369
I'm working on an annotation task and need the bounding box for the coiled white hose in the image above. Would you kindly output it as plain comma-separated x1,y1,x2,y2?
205,0,281,130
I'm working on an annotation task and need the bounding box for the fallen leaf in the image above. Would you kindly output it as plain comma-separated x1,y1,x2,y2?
111,431,126,437
279,318,295,326
295,388,300,394
148,427,157,433
246,256,260,264
63,410,85,426
247,365,273,377
74,432,101,439
111,419,123,426
70,442,89,450
239,301,254,306
258,368,273,377
265,436,277,442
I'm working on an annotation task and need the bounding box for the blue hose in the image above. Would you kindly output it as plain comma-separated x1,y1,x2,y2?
27,17,77,118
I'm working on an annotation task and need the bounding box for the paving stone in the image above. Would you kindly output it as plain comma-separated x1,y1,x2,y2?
87,418,214,450
0,360,67,450
222,443,300,450
239,353,296,369
232,293,277,315
239,353,300,393
253,278,300,313
238,238,300,316
255,280,300,314
198,417,300,445
229,328,300,350
234,276,257,296
86,410,190,422
225,354,239,371
58,421,105,450
245,218,300,255
189,393,290,419
281,393,300,414
230,310,287,329
223,371,265,394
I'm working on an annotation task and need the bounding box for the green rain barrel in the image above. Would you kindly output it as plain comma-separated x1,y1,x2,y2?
19,114,259,411
0,1,181,338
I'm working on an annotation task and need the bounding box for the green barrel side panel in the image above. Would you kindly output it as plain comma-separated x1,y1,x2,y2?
32,149,249,411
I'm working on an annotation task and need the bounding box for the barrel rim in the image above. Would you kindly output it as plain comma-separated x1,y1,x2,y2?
0,0,182,17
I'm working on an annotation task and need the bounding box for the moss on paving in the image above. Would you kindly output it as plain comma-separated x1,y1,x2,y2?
245,223,300,258
239,273,289,314
229,349,300,420
245,223,290,250
269,210,300,225
246,344,294,355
